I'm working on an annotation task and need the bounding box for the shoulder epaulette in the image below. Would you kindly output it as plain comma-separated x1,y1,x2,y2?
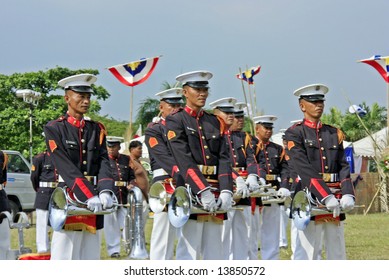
336,128,346,144
2,152,8,170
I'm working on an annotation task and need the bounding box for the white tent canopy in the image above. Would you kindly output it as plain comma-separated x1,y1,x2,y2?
353,127,388,158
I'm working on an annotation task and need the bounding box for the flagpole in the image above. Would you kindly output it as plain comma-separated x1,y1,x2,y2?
253,84,258,115
239,67,254,135
129,86,134,140
387,82,389,128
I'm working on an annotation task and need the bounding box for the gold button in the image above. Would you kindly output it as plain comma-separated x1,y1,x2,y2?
321,147,324,150
269,169,273,173
322,156,326,159
81,139,85,143
204,145,208,149
82,150,86,154
325,166,329,169
234,155,237,158
199,126,202,129
83,161,87,165
81,129,83,132
84,171,88,175
202,136,205,139
206,156,210,159
212,135,216,138
319,138,322,141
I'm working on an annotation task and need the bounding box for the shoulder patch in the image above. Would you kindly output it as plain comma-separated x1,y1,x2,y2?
49,140,58,153
167,130,176,140
148,137,159,148
287,141,295,150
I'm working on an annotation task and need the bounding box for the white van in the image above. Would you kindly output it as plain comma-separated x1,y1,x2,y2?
4,150,36,218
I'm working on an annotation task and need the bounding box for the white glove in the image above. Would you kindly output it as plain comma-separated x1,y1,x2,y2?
324,195,340,218
200,189,217,212
340,194,355,212
86,195,102,213
277,187,291,198
236,176,249,198
217,191,233,211
245,174,260,192
259,177,267,186
99,192,113,209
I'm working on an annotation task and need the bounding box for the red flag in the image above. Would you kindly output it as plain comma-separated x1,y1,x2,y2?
359,55,389,83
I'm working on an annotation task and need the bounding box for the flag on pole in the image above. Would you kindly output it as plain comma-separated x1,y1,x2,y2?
108,56,161,87
359,55,389,83
236,66,261,84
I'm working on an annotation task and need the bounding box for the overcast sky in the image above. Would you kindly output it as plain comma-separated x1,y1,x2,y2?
2,0,389,133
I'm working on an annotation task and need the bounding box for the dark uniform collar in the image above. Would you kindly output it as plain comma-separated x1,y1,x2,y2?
66,113,86,128
184,105,204,118
303,119,322,129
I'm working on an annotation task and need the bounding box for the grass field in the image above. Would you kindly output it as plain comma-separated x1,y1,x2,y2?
9,212,389,260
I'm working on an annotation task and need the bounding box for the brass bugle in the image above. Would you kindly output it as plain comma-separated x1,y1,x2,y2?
48,186,118,231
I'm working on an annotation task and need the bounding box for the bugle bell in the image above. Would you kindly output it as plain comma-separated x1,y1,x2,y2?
291,190,364,230
148,181,170,214
168,186,231,228
48,186,118,231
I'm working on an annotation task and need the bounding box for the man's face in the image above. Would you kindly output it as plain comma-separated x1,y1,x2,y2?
107,144,120,158
64,90,91,116
231,116,244,131
130,145,143,160
299,99,325,121
183,86,209,109
160,101,181,118
255,123,273,142
215,109,234,127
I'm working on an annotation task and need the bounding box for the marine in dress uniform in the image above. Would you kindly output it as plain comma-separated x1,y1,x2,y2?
165,70,234,260
285,84,355,260
30,150,58,253
211,99,263,260
104,136,135,258
0,150,11,260
252,115,291,260
43,73,115,260
145,88,184,260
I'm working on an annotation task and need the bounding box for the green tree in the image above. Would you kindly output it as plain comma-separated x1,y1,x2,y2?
0,67,111,160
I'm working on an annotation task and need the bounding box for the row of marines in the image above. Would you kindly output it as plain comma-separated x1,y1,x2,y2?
0,69,355,260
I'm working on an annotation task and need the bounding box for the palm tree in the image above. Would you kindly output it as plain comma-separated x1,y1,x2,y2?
132,81,182,136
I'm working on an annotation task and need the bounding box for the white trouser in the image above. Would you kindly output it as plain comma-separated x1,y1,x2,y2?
293,220,345,260
0,219,10,260
175,219,223,260
248,205,261,260
36,209,50,253
279,205,289,248
150,211,177,260
104,207,127,255
290,218,298,259
222,206,251,260
259,203,281,260
50,229,102,260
